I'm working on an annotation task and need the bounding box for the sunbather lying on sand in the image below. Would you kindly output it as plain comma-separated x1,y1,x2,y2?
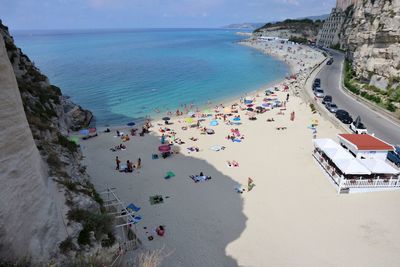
276,126,287,130
187,146,200,152
175,138,185,145
110,143,126,151
189,137,198,141
227,160,239,167
190,172,211,183
267,118,275,122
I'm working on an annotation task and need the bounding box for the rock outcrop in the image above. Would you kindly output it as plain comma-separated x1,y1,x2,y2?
340,0,400,90
254,19,323,43
0,20,107,265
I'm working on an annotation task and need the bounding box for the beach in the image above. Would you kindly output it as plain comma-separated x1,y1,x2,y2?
81,40,400,266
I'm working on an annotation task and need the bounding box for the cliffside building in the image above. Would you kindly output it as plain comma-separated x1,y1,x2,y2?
316,0,357,48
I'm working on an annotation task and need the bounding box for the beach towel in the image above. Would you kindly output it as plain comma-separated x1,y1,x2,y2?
210,145,225,151
165,171,175,179
149,195,164,205
127,203,141,212
233,139,242,143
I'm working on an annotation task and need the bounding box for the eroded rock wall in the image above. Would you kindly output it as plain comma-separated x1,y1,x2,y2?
341,0,400,89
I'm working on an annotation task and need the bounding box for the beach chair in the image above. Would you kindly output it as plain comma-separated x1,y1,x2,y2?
127,203,141,212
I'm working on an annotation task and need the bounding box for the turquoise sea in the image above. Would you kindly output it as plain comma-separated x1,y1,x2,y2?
13,28,289,126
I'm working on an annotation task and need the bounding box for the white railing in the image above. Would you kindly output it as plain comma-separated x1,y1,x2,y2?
313,151,400,189
340,178,400,188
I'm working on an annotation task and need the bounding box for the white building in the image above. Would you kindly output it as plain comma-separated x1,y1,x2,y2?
316,8,346,48
338,134,394,161
313,136,399,194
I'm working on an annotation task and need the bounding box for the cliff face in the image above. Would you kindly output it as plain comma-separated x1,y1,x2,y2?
0,20,105,264
341,0,400,89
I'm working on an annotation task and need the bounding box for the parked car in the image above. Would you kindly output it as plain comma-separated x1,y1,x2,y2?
325,102,338,113
387,146,400,167
314,89,325,98
322,95,332,104
335,109,353,124
313,84,321,91
327,58,334,65
314,78,321,84
350,116,368,134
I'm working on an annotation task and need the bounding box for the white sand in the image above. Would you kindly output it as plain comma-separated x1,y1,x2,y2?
82,41,400,266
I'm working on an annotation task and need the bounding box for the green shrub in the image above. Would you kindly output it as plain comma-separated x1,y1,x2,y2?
58,134,78,153
387,102,397,112
59,237,74,253
68,209,114,246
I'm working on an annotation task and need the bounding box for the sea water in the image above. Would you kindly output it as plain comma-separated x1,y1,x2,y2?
13,28,288,126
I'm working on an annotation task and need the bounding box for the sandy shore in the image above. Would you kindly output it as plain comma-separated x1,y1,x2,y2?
81,41,400,266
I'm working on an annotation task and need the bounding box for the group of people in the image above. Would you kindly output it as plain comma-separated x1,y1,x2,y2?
115,156,142,173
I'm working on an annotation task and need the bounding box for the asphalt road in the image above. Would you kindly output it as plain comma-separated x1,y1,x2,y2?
315,50,400,145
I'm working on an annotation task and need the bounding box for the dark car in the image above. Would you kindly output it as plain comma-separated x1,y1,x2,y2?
335,109,353,124
387,146,400,167
314,78,321,84
322,95,332,104
327,58,334,65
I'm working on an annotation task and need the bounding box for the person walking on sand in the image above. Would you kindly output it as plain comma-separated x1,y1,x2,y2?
137,158,141,169
116,156,121,170
286,93,290,102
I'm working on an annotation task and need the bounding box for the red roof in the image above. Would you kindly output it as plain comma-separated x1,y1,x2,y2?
338,134,393,151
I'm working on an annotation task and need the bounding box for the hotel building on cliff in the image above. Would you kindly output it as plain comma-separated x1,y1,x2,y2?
316,0,357,48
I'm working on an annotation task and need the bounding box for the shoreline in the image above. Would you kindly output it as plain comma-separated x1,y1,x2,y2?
93,38,307,131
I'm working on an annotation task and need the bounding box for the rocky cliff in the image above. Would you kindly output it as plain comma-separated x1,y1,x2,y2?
254,19,323,43
341,0,400,90
0,20,111,265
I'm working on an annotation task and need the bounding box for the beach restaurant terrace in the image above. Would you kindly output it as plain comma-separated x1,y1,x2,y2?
313,138,400,193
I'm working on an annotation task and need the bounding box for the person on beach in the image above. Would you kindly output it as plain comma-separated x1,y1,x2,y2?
116,156,121,170
137,158,141,169
126,160,133,172
156,225,165,236
286,93,290,102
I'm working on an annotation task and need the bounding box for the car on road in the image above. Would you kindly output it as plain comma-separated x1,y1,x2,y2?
325,102,338,113
350,116,368,134
313,84,321,91
314,89,324,98
387,146,400,167
327,58,334,65
322,95,332,105
335,109,353,124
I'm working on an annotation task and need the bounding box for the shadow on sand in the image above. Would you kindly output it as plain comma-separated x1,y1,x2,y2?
83,125,247,267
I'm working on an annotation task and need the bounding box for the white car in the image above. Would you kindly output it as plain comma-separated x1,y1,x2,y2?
314,89,324,98
350,116,368,134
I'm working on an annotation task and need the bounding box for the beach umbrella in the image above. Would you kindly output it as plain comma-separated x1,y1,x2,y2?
185,117,194,123
247,107,254,111
232,117,241,122
68,136,79,144
89,128,97,133
79,129,89,135
187,111,195,117
210,120,219,126
158,145,171,152
256,106,263,110
262,102,270,107
127,122,136,126
224,107,232,114
162,117,170,121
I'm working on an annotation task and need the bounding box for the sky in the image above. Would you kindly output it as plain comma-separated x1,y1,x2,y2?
0,0,335,30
